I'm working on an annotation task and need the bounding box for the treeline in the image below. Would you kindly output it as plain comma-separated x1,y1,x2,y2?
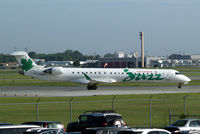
0,49,117,63
0,54,16,62
29,50,101,61
0,50,102,63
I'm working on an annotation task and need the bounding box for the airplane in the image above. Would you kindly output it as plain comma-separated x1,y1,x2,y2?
11,51,191,90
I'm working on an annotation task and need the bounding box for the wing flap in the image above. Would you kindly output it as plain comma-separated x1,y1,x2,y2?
92,78,117,84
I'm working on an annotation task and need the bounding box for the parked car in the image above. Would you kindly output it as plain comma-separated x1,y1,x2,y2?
22,121,65,131
82,128,171,134
67,110,127,132
0,123,13,126
117,128,171,134
82,127,132,134
0,125,40,134
24,128,66,134
164,119,200,134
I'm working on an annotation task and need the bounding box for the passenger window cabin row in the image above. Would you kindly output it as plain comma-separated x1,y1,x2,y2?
72,72,124,75
71,72,165,75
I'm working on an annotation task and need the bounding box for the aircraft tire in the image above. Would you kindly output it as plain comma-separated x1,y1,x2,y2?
87,85,92,90
178,83,182,88
93,85,97,90
87,84,97,90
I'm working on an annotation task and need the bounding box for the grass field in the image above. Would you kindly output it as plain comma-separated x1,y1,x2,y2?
1,78,200,86
0,93,200,128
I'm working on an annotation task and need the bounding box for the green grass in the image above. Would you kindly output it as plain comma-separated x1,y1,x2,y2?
0,78,200,87
0,94,200,128
183,73,200,76
0,74,31,79
0,79,82,86
160,66,200,69
179,70,200,72
0,79,192,86
0,70,18,74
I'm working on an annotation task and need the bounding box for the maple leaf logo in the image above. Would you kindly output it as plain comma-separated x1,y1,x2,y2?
20,58,33,71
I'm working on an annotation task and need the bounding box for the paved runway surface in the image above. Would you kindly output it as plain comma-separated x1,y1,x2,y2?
189,76,200,80
0,85,200,97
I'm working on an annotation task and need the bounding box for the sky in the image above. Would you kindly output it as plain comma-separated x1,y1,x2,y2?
0,0,200,56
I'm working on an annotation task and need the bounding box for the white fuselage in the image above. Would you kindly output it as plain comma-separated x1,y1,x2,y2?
25,67,191,85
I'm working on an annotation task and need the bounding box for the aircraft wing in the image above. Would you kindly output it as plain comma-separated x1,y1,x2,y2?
71,78,90,84
92,78,117,84
72,73,117,84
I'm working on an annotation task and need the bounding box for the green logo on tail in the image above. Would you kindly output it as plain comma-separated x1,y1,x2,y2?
21,58,33,71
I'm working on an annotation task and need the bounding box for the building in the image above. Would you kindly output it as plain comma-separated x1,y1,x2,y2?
191,54,200,60
114,51,125,58
169,54,191,60
145,56,168,67
0,62,18,69
98,57,136,68
82,60,99,68
40,61,73,67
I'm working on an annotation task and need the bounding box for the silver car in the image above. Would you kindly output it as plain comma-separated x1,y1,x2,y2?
117,128,171,134
165,119,200,134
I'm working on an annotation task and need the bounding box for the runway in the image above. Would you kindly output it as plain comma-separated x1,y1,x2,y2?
0,85,200,97
189,76,200,80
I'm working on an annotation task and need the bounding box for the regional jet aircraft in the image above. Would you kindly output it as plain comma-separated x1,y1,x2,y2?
12,51,191,90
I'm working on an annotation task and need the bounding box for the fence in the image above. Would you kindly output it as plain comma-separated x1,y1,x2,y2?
0,95,200,128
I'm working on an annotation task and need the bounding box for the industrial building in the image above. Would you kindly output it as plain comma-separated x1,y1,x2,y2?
146,53,200,67
96,51,137,68
98,57,136,68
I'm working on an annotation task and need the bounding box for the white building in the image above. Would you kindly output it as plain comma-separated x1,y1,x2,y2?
114,51,125,58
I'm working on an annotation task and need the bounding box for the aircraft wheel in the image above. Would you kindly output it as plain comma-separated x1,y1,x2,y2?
87,84,97,90
93,85,97,90
87,85,92,90
178,83,182,88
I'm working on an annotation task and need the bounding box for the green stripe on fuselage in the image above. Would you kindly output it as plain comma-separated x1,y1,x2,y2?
82,72,92,80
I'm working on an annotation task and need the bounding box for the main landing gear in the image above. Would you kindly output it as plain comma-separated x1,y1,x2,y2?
87,84,97,90
178,83,183,88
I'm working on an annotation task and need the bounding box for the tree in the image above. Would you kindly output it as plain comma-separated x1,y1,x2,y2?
73,60,80,67
94,55,101,60
0,54,16,62
104,53,115,58
28,51,37,58
0,49,100,63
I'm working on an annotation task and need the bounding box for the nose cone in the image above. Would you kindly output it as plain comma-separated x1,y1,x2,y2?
183,75,191,84
186,76,191,82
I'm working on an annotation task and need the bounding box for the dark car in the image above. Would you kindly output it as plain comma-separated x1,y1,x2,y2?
22,121,65,131
67,110,127,132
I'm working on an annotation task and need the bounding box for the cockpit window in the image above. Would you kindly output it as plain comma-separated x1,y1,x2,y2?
175,72,182,75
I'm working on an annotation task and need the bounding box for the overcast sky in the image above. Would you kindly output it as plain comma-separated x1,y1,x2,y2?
0,0,200,56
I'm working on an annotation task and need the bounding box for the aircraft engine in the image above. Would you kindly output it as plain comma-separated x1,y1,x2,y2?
43,67,63,75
